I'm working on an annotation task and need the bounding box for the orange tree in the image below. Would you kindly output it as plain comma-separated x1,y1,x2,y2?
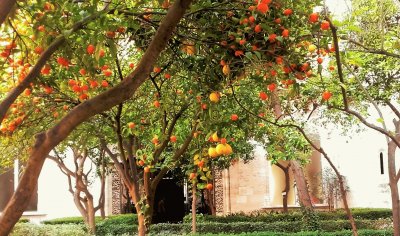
300,0,400,235
0,0,333,235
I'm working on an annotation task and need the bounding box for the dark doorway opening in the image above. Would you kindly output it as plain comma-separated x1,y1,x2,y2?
152,178,185,223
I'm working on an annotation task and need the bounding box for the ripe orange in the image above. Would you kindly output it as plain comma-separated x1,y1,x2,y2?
257,3,269,14
34,47,43,55
206,183,213,190
153,67,162,73
106,31,116,38
79,68,86,76
234,50,244,57
317,57,323,64
170,135,177,143
268,34,277,42
37,25,45,32
86,44,95,54
101,80,109,87
268,83,276,91
259,91,268,100
144,166,150,173
153,100,160,108
209,92,220,103
322,91,332,101
197,160,204,168
309,12,319,23
231,114,238,121
189,172,196,179
103,70,112,77
254,24,262,33
99,49,105,57
220,138,227,144
283,9,293,16
128,122,135,129
321,21,330,30
282,29,289,37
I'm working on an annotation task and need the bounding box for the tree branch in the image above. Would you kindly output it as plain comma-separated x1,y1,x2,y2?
0,10,107,123
151,112,199,190
0,0,15,26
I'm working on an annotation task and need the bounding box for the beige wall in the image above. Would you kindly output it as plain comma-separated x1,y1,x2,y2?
219,144,322,215
222,149,269,214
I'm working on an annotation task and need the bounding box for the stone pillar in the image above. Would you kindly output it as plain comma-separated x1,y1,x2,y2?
214,169,224,215
111,170,123,215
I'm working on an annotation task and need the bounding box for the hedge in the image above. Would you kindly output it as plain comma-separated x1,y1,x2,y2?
93,219,390,235
11,223,392,236
184,209,393,224
11,223,87,236
191,229,394,236
42,214,137,225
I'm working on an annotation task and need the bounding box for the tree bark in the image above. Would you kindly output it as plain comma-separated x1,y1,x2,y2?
192,184,197,234
290,160,313,208
205,189,216,216
0,1,193,234
137,212,147,236
0,0,15,26
86,196,96,235
388,121,400,236
276,162,290,213
269,92,314,209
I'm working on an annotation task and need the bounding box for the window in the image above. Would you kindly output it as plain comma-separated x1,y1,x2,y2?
0,161,38,212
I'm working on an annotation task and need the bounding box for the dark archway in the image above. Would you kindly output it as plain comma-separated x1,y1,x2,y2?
152,178,185,223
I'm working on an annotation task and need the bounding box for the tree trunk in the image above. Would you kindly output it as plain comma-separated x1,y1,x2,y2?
276,162,290,213
0,135,49,235
86,196,96,235
0,1,193,234
192,184,197,234
205,189,216,216
388,135,400,236
290,160,313,208
137,212,147,236
0,0,15,26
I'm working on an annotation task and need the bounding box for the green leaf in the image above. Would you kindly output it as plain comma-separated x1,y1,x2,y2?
377,118,384,124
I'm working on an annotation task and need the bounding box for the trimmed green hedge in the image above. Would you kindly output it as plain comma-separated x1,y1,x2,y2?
184,209,393,224
11,223,87,236
42,214,137,225
191,229,394,236
94,219,390,235
96,214,138,235
12,223,392,236
18,218,29,223
42,216,103,225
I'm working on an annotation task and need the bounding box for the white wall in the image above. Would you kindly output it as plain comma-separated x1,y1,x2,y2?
34,154,103,221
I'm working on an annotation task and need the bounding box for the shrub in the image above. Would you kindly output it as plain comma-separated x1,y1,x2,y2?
186,208,392,224
42,216,102,225
193,229,393,236
18,218,29,223
11,223,87,236
42,214,137,225
96,214,138,236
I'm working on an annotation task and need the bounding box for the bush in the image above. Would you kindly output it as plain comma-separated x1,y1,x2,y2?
96,214,138,236
42,216,103,225
42,214,137,225
18,218,29,223
185,208,392,224
11,223,87,236
192,229,393,236
96,219,389,235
